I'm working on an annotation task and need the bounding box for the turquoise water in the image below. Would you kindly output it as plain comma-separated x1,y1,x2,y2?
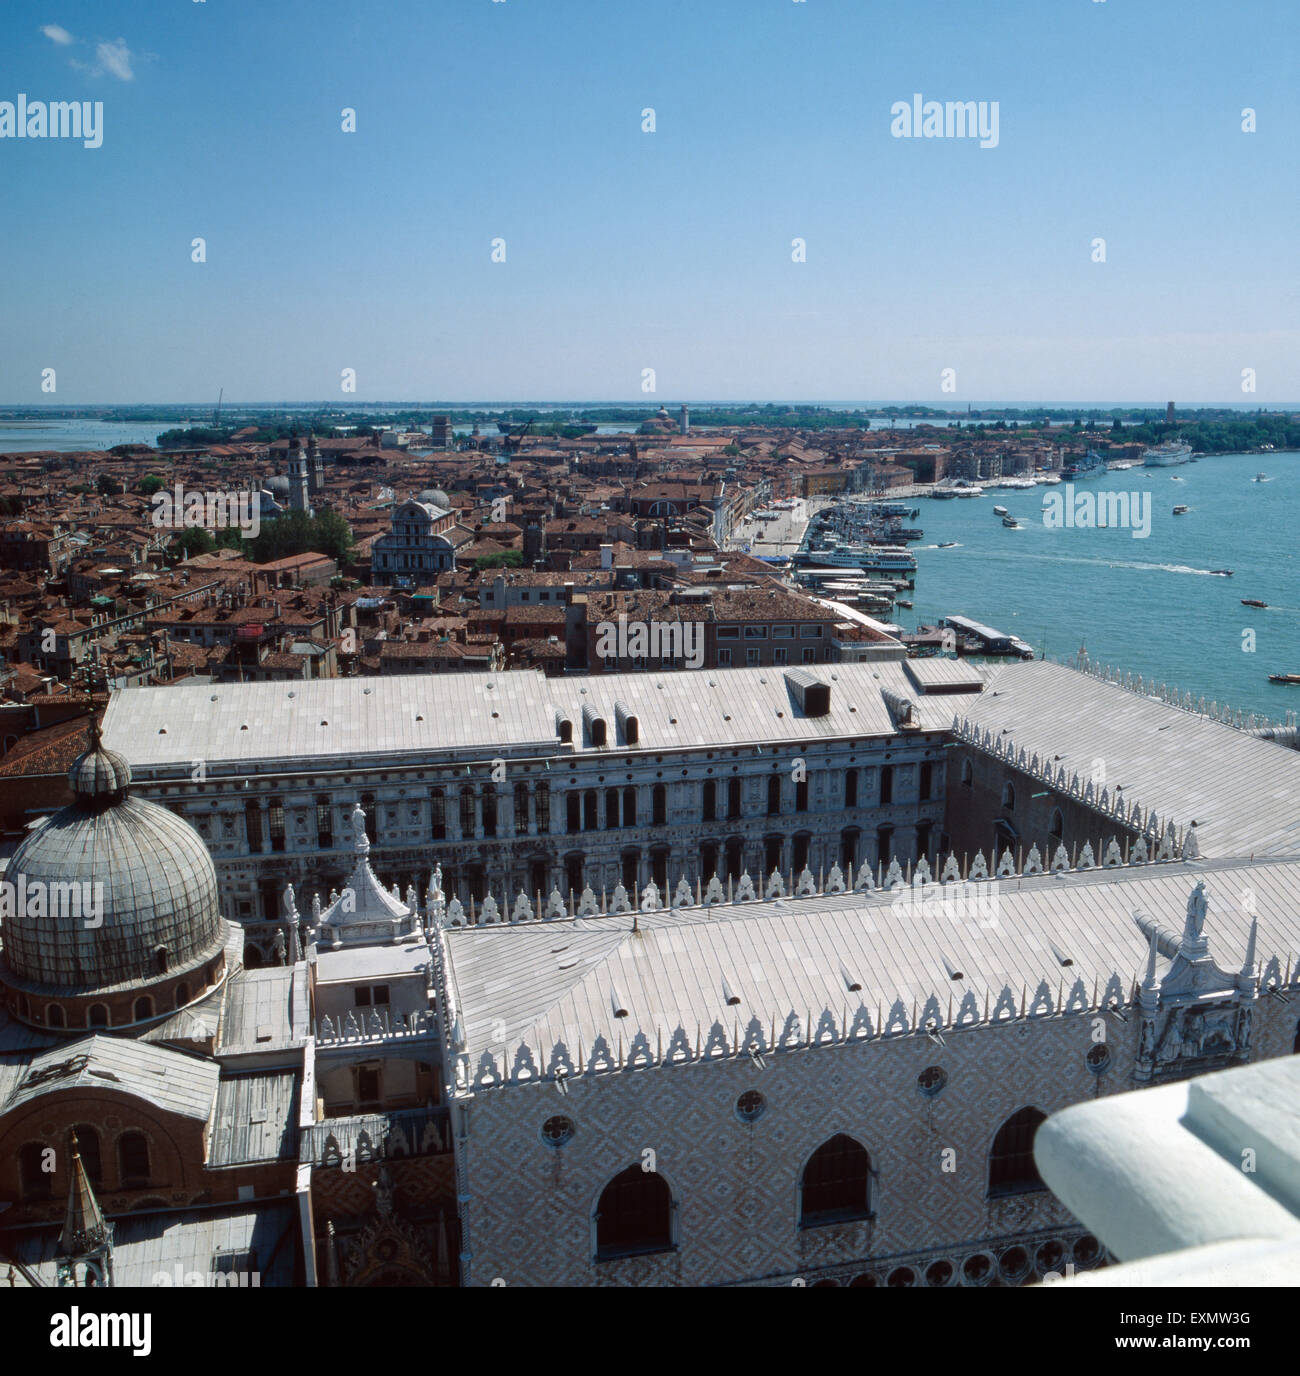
904,452,1300,719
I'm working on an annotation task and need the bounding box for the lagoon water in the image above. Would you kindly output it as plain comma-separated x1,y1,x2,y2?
906,452,1300,719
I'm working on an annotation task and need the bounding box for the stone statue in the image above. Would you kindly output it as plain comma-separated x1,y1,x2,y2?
351,804,368,847
272,929,287,966
1186,881,1208,941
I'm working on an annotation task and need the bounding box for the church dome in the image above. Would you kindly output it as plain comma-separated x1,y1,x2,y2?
0,725,227,1002
417,488,450,509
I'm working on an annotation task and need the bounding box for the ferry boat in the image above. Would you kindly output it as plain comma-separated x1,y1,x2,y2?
1142,441,1193,467
954,484,984,498
992,505,1009,517
793,543,918,575
1001,515,1021,528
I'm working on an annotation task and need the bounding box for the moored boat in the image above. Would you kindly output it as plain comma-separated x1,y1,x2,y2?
1143,440,1193,467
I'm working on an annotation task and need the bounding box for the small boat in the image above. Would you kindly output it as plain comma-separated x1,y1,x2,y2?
1254,473,1269,482
1002,515,1021,528
1269,673,1300,685
992,505,1009,517
897,599,913,609
938,541,958,548
1170,475,1184,481
1242,598,1268,609
1172,504,1189,514
1210,569,1233,576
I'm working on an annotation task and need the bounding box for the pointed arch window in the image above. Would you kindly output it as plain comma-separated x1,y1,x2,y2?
595,1165,673,1259
800,1134,872,1227
988,1107,1047,1197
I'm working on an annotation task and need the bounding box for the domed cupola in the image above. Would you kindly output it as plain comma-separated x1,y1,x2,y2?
0,720,231,1034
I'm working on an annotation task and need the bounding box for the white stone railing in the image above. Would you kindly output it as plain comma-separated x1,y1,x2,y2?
315,1007,437,1045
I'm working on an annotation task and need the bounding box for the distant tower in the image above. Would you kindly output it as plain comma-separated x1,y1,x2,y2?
287,433,310,514
1166,401,1175,423
680,405,690,435
430,414,453,448
522,514,547,564
55,1131,114,1287
307,431,324,495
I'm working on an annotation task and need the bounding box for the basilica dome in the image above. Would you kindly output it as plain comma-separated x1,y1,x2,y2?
0,725,228,1023
416,488,451,510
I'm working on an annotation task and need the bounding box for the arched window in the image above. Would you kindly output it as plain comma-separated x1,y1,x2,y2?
19,1143,52,1200
622,786,637,827
595,1165,673,1259
481,787,498,837
988,1107,1047,1197
316,794,335,848
1049,808,1064,840
725,837,744,881
564,854,584,898
605,787,620,830
727,777,742,820
919,761,935,801
583,789,599,830
72,1127,102,1185
590,718,608,748
701,779,717,822
567,791,581,833
652,784,667,826
960,758,973,787
118,1132,151,1187
844,769,859,807
175,983,190,1009
558,718,573,744
794,778,808,811
624,715,639,746
459,787,476,838
47,1004,65,1029
800,1134,871,1227
429,788,446,840
766,776,782,815
792,832,811,873
621,849,640,893
878,765,893,805
1001,781,1016,811
133,996,153,1023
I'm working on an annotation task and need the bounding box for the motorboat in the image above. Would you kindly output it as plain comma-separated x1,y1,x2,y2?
1172,505,1189,514
1268,673,1300,685
1242,598,1268,609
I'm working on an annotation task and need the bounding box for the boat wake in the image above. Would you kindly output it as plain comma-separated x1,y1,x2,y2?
985,551,1230,578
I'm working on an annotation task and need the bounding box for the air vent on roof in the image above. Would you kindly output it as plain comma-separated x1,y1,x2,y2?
722,978,741,1006
611,988,628,1018
783,669,830,717
942,957,964,981
840,964,862,993
1048,941,1073,968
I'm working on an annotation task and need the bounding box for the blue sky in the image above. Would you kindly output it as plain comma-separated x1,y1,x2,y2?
1,0,1296,403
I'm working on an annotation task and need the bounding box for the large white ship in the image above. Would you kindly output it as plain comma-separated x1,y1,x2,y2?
1142,441,1193,467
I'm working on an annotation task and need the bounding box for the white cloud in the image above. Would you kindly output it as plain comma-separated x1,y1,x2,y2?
93,38,134,81
41,24,74,45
